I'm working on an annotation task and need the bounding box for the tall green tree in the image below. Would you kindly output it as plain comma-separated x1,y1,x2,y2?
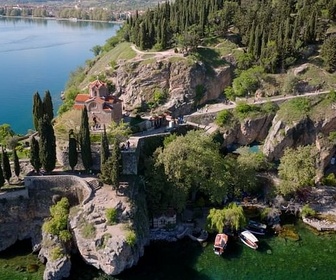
321,35,336,72
278,145,316,195
43,90,54,121
99,139,120,188
30,136,41,173
39,115,56,173
2,148,11,184
156,130,229,208
100,125,110,167
33,92,43,131
68,130,78,171
13,148,20,178
0,161,4,187
79,107,92,171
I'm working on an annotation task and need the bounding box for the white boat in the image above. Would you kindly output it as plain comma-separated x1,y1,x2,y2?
239,230,258,249
213,233,228,256
245,220,267,235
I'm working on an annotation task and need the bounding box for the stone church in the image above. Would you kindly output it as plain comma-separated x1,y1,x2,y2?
74,80,122,128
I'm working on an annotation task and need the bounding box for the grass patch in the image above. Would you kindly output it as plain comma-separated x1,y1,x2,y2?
125,230,137,247
80,222,96,239
96,233,112,250
50,246,64,261
277,97,311,123
106,208,118,225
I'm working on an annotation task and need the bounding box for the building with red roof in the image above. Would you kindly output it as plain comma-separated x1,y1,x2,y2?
74,80,122,128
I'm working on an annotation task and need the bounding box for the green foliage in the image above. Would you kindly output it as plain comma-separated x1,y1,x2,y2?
68,131,78,171
321,173,336,186
105,208,118,225
207,203,246,233
43,90,54,122
155,130,229,210
38,115,56,173
30,136,41,173
100,125,110,167
194,85,206,105
13,148,20,178
278,145,316,195
277,97,311,123
321,35,336,72
108,120,132,144
81,222,96,239
0,124,14,147
79,107,92,171
234,102,260,120
2,149,11,183
125,230,137,247
33,92,43,132
232,66,264,98
236,147,271,171
91,45,102,56
282,75,299,95
50,246,64,261
301,204,316,218
0,161,4,188
224,86,235,101
215,110,233,126
42,198,71,242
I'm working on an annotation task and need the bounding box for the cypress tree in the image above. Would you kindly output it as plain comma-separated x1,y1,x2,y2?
43,90,54,122
13,148,20,178
33,92,43,132
110,139,120,189
0,161,4,188
68,130,78,171
100,125,109,168
30,136,41,173
2,148,11,183
39,115,56,173
79,107,92,172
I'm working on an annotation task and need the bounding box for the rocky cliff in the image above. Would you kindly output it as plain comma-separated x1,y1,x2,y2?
0,175,149,279
114,56,232,116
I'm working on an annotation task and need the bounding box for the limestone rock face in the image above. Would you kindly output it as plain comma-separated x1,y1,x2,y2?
115,58,231,116
69,185,149,276
38,233,71,280
222,114,274,146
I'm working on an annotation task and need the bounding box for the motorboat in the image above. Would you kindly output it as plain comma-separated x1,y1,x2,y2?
245,220,267,235
239,230,258,249
213,233,228,256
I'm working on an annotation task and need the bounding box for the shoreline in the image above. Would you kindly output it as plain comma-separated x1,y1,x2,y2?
0,14,125,25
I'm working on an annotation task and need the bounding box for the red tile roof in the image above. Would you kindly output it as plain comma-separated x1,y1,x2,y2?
89,79,107,89
73,104,85,110
75,94,90,102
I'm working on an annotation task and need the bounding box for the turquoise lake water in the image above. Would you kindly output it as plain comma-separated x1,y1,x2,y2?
0,17,120,134
1,219,336,280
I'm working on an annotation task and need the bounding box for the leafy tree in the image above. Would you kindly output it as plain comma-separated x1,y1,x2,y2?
30,136,41,173
43,90,54,121
68,130,78,171
0,124,14,147
207,203,246,233
39,115,56,173
90,45,102,56
0,161,4,187
2,148,11,184
33,92,43,131
278,145,317,195
232,66,264,97
107,121,132,144
79,107,92,171
321,35,336,72
100,125,110,167
156,130,229,207
215,110,233,127
13,148,20,178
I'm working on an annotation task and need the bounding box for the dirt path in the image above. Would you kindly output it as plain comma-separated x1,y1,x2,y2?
130,44,183,60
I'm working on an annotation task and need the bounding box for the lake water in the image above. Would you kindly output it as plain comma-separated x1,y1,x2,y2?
0,17,120,134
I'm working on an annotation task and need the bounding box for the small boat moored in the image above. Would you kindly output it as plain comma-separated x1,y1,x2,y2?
245,220,267,235
213,233,228,256
188,228,209,242
239,230,258,250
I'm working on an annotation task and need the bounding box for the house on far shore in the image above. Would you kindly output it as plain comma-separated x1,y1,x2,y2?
74,79,123,128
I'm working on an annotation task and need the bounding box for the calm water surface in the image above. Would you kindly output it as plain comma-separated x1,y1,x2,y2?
0,17,120,134
1,220,336,280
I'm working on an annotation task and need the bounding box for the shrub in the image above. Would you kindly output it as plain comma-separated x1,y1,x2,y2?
301,204,316,218
81,223,96,239
125,230,137,247
106,208,118,225
215,110,232,126
321,173,336,186
50,246,64,261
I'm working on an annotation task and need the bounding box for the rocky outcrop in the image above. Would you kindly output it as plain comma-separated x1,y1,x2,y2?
221,113,275,146
69,183,149,275
38,233,71,280
115,58,231,116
